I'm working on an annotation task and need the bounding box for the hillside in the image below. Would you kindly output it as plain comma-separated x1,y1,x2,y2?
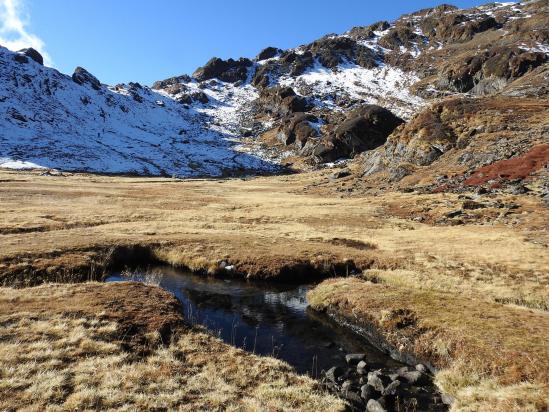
1,1,547,178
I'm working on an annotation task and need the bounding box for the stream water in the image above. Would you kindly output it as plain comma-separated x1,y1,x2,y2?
106,265,401,375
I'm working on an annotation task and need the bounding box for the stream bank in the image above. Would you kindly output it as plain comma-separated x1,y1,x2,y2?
108,265,447,411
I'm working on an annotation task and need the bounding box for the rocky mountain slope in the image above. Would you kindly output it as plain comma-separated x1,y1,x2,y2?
0,0,547,179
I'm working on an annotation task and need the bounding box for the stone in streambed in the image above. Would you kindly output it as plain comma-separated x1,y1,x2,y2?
366,399,387,412
415,363,427,373
383,380,400,396
325,366,344,383
341,380,353,392
345,353,365,365
361,384,378,400
399,370,424,384
367,371,385,392
357,360,369,374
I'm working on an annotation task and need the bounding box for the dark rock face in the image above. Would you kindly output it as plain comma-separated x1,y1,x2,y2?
438,46,546,93
151,74,192,90
348,21,390,41
379,26,420,50
310,37,378,69
175,91,209,105
279,50,315,76
258,86,311,116
72,67,101,90
256,47,282,61
314,105,404,162
17,48,43,65
13,54,29,64
420,13,498,43
193,57,253,83
191,91,209,104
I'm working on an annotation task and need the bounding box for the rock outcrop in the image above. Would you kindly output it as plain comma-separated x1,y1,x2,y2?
257,86,311,116
193,57,253,83
72,67,101,90
17,48,43,65
313,105,403,163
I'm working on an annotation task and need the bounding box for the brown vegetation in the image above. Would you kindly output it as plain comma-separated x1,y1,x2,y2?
0,168,547,410
465,143,549,186
0,282,344,411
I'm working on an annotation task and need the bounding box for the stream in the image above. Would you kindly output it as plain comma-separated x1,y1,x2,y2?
107,265,446,410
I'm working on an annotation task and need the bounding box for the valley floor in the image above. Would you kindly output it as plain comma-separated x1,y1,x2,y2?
0,169,547,410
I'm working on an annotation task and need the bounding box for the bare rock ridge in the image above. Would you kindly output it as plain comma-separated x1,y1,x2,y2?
0,0,547,181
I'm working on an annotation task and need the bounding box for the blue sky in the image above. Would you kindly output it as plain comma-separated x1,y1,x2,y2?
1,0,490,85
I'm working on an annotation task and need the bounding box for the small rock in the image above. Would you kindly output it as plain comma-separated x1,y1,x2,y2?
366,399,387,412
345,353,366,365
367,372,385,392
388,373,399,381
329,169,351,180
382,380,400,396
509,185,530,195
361,384,377,400
415,363,427,373
446,209,463,218
462,200,486,210
341,380,353,392
441,393,455,405
399,370,423,384
325,366,344,383
357,360,369,374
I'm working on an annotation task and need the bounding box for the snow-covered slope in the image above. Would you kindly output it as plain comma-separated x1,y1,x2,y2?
0,46,277,176
1,1,545,176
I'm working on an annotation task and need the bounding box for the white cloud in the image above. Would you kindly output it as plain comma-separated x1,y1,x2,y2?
0,0,52,65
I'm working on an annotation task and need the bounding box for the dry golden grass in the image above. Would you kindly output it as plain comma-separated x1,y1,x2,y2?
0,169,547,304
0,283,344,411
0,169,547,410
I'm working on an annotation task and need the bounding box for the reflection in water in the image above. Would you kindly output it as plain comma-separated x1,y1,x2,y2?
107,266,401,375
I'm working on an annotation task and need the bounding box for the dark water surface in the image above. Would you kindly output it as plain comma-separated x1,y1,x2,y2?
107,266,402,376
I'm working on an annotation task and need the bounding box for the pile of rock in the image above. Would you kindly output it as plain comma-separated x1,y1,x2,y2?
321,354,448,411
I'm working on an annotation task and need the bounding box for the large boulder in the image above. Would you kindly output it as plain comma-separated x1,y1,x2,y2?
193,57,253,83
72,67,101,90
17,48,43,65
313,105,403,162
